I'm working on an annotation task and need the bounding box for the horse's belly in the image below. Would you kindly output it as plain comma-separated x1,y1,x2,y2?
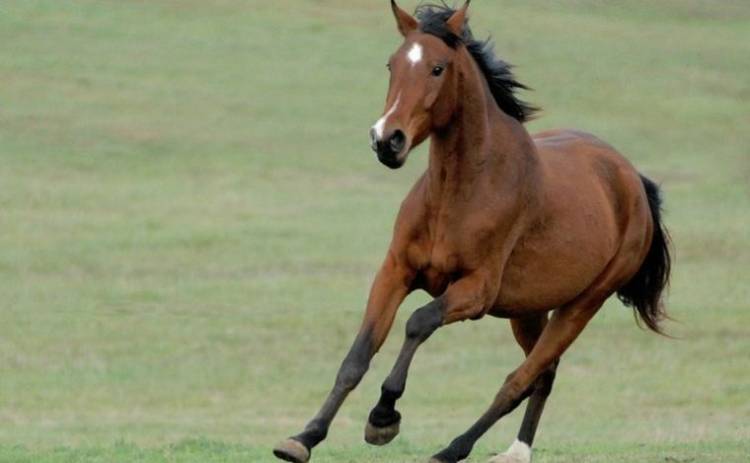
497,253,604,311
496,214,618,311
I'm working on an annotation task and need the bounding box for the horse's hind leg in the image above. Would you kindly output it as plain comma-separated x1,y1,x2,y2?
429,295,606,463
488,316,558,463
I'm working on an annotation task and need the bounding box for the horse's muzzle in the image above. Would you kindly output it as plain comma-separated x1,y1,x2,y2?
370,128,407,169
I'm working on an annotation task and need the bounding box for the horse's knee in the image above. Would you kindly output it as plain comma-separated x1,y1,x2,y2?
405,301,443,341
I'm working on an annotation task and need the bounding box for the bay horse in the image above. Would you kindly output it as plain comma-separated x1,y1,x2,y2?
274,2,671,462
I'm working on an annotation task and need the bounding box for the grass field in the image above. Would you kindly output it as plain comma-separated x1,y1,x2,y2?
1,1,749,462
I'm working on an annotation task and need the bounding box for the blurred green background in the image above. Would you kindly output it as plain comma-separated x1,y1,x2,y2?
1,1,748,462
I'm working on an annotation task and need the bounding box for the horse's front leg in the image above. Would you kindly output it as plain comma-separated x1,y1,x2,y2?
273,255,412,463
365,272,494,446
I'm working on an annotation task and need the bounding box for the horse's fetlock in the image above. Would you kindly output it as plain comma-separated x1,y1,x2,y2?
295,421,327,449
368,403,401,427
434,437,473,462
380,384,403,402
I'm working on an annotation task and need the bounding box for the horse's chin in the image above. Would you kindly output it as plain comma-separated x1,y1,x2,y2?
377,149,409,169
378,156,406,169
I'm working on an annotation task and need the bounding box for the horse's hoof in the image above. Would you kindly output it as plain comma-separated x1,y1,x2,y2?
364,419,400,446
273,438,310,463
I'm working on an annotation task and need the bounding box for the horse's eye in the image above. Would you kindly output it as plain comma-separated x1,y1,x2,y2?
431,65,445,77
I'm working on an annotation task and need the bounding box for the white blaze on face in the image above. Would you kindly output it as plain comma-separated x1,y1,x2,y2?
504,439,532,463
407,42,423,65
372,93,400,139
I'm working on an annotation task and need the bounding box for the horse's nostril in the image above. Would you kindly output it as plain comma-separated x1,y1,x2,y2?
389,130,406,153
369,128,378,151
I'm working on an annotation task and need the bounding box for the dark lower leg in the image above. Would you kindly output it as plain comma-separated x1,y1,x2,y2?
289,329,374,450
517,361,557,446
432,298,603,463
431,374,534,463
367,300,443,436
274,259,412,462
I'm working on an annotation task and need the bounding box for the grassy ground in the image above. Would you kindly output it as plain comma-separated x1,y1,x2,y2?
1,1,749,462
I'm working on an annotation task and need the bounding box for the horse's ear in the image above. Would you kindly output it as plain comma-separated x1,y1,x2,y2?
391,0,418,37
446,1,470,37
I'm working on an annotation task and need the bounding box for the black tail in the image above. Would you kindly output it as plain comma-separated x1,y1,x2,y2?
617,175,672,335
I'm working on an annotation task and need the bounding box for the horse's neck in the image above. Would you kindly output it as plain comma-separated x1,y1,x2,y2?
426,55,533,208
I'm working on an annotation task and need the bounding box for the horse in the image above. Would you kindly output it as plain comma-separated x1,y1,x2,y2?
274,2,671,462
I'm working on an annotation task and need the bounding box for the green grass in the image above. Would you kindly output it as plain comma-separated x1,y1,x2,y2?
1,1,748,462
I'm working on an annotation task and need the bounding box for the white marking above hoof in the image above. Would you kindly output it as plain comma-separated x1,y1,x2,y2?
487,439,532,463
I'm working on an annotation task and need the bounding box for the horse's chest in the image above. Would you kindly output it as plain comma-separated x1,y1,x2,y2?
405,204,496,294
408,232,465,297
414,260,456,297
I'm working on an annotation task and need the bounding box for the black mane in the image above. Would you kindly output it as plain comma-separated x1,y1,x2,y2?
415,3,538,122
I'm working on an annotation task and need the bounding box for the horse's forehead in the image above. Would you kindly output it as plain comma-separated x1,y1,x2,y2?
395,34,449,63
407,42,423,64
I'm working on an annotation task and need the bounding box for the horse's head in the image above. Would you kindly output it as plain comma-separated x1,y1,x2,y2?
370,1,471,169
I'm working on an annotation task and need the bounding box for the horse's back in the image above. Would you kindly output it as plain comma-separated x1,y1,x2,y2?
533,129,628,167
531,129,646,216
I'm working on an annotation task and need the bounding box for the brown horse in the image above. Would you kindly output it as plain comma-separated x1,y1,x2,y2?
274,2,671,462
